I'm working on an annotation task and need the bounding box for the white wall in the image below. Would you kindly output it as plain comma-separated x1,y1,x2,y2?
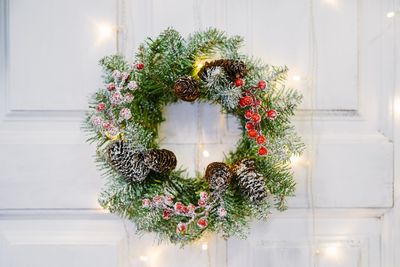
0,0,398,266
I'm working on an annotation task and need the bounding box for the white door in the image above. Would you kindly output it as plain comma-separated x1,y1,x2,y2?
1,0,399,266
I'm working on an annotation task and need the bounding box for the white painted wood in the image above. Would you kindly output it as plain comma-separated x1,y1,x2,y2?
0,0,398,266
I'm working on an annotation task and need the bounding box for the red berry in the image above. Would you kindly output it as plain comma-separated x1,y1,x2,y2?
176,222,187,233
102,121,111,130
267,109,278,120
251,113,261,123
198,199,206,207
258,146,268,156
136,63,144,70
258,80,267,90
243,95,253,106
97,103,106,111
244,109,254,119
256,135,266,144
174,202,185,212
248,129,258,138
245,122,254,130
163,210,171,220
239,97,247,107
107,83,116,91
235,78,244,87
197,217,208,229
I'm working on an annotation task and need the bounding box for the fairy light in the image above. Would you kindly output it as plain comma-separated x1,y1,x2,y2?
290,155,301,165
394,98,400,115
139,256,148,262
324,245,339,258
97,23,114,39
202,149,210,158
201,243,208,251
292,75,301,81
387,11,396,18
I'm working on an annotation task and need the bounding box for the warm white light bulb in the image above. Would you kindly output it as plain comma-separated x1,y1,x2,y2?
201,243,208,251
290,155,301,165
202,150,210,158
292,75,301,81
394,99,400,115
325,246,339,258
139,256,148,262
97,23,114,40
387,11,396,18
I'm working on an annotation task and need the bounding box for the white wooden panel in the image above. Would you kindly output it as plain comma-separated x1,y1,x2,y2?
6,0,116,112
227,216,380,267
0,218,127,267
0,144,101,209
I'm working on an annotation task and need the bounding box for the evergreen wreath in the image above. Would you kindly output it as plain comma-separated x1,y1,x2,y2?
83,28,304,245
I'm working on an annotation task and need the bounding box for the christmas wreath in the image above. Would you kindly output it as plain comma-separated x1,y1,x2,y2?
83,28,304,245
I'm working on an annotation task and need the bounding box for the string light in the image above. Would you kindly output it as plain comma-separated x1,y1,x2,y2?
324,245,339,258
139,256,148,262
292,75,301,81
394,98,400,115
201,243,208,251
387,11,396,18
202,149,210,158
290,155,301,165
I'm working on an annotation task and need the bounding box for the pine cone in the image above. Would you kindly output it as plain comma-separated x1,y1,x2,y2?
205,162,232,192
143,149,177,173
107,140,150,182
198,59,248,82
173,76,200,102
232,158,267,202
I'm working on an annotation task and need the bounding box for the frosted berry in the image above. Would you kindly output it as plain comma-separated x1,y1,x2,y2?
164,196,174,206
197,217,208,229
142,198,151,208
248,129,258,138
162,210,171,220
127,81,138,90
256,135,266,144
258,146,268,156
174,202,185,213
107,83,116,91
176,222,187,233
258,80,267,90
112,70,122,79
102,121,112,130
187,204,196,213
267,109,278,120
251,113,261,123
198,199,206,207
97,103,106,111
245,109,254,119
199,191,209,200
239,97,247,107
119,108,132,120
218,207,227,217
136,63,144,70
235,78,244,87
153,195,163,205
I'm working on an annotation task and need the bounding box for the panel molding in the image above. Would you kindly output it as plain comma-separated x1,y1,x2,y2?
0,0,119,122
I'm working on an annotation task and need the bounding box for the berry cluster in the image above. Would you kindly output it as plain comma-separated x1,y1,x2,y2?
142,192,227,234
236,79,278,156
90,62,145,138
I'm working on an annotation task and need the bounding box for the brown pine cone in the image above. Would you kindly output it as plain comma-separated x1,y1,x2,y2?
198,59,247,82
143,149,177,173
173,76,200,102
107,140,150,182
205,162,232,193
232,158,268,202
